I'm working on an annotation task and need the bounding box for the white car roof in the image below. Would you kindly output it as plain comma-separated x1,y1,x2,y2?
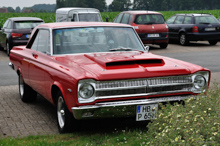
56,7,100,14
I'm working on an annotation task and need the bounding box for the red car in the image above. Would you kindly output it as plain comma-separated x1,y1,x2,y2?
113,11,169,49
9,22,210,133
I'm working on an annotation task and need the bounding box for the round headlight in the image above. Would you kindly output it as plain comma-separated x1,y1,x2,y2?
194,75,206,90
79,83,94,99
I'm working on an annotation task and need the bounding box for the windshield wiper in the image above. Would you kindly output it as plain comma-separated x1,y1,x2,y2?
109,47,132,51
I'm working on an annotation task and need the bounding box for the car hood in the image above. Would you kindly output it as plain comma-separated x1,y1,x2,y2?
54,51,204,80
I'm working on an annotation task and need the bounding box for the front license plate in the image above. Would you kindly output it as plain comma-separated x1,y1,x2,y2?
136,104,158,121
148,34,159,37
205,28,216,31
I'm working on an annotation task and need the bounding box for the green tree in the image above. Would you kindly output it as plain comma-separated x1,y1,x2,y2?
75,0,106,11
7,7,15,12
15,6,21,13
133,0,150,10
109,0,132,11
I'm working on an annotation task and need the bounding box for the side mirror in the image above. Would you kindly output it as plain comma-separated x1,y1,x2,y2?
144,46,150,52
105,17,109,22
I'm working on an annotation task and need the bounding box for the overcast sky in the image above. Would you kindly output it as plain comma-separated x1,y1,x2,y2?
1,0,115,9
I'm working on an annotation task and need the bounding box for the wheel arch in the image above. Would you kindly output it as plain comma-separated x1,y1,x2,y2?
51,82,66,106
178,30,186,37
16,67,22,76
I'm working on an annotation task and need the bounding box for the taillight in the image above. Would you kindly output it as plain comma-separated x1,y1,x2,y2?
192,26,198,33
132,23,139,29
11,33,23,38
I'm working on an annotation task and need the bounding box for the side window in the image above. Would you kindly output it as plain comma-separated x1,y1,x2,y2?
31,29,50,54
113,13,124,23
183,16,192,24
128,14,132,23
174,16,184,24
6,20,12,29
3,20,9,28
121,13,130,24
166,16,176,24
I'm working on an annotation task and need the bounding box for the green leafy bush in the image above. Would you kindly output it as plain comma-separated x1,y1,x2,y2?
144,85,220,145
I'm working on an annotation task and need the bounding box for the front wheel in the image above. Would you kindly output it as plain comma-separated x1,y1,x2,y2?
56,91,79,133
179,33,189,46
208,40,218,45
19,73,37,102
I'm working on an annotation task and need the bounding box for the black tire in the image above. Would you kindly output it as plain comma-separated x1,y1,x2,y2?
159,43,168,49
19,73,37,102
208,40,218,45
56,91,79,133
179,33,189,46
6,42,12,56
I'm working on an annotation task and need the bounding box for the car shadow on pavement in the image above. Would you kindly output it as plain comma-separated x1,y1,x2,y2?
28,95,150,135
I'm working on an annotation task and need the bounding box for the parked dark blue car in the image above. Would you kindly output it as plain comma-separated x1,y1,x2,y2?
166,14,220,46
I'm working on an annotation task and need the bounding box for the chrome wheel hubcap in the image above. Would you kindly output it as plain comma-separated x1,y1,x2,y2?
57,96,65,129
180,35,185,45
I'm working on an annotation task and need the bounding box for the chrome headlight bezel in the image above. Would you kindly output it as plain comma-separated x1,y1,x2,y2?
192,71,210,93
78,79,96,103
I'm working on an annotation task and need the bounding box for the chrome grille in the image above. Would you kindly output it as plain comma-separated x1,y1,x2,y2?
95,75,193,98
96,80,146,89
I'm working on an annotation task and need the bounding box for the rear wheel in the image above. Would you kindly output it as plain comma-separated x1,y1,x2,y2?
208,40,218,45
179,33,189,46
19,73,37,102
56,91,79,133
159,43,168,49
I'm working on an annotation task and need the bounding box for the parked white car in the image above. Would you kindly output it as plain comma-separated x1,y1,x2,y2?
56,7,102,22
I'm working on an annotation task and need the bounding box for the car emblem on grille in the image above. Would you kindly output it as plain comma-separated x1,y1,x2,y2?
152,26,154,29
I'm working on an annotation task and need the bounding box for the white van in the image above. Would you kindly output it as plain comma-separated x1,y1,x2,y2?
56,7,103,22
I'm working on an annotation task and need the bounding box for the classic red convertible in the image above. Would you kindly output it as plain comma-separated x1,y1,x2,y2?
9,22,210,133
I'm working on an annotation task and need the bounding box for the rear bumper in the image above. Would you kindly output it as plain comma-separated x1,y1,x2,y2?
138,32,169,44
187,32,220,41
12,39,28,46
72,95,192,120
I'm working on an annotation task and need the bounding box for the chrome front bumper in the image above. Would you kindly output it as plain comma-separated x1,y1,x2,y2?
72,95,192,120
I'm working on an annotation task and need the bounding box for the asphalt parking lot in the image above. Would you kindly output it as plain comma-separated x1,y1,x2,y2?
0,41,220,138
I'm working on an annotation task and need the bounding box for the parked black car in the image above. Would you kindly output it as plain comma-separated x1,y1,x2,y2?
166,14,220,45
0,17,44,55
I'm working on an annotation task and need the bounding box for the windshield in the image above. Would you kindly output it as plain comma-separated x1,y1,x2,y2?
14,21,44,29
78,13,102,22
135,14,165,24
53,27,144,55
195,16,219,24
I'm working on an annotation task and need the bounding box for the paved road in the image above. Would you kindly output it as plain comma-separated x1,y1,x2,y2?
0,41,220,138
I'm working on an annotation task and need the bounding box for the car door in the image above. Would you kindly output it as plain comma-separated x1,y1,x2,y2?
113,13,124,23
167,16,178,39
169,15,185,39
121,13,131,24
0,19,11,48
28,29,51,98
